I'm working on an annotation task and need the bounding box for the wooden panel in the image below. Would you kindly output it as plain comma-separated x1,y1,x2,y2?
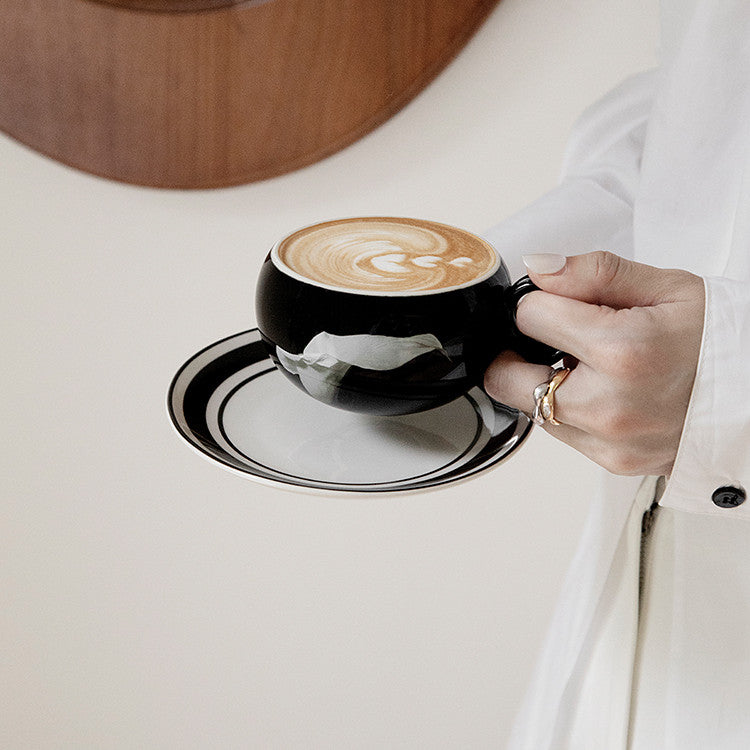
0,0,500,188
91,1,271,12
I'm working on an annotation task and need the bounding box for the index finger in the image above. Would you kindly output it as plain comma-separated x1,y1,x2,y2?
515,290,615,366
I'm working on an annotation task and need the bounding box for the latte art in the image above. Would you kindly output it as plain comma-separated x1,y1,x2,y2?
273,218,500,294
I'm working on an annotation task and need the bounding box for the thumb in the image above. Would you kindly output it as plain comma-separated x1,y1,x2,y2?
522,250,686,309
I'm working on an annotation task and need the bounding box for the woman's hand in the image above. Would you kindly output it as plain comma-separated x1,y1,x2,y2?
484,251,705,476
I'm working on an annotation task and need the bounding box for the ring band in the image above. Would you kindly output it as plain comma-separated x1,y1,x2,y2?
532,367,570,426
532,369,556,425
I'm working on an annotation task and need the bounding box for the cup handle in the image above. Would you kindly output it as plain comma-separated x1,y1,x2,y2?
506,276,566,366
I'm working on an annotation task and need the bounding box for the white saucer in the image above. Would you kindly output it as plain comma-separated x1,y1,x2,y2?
167,329,532,494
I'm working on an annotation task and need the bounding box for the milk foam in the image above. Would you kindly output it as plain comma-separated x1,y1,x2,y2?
273,218,500,295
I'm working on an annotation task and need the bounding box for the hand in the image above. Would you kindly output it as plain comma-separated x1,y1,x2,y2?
484,251,705,476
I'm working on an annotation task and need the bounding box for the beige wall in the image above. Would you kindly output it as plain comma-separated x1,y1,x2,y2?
1,1,659,747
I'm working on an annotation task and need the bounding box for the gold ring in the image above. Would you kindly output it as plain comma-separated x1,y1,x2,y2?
532,367,570,426
532,369,556,425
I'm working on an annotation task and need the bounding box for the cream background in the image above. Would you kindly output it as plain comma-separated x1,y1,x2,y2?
1,2,658,747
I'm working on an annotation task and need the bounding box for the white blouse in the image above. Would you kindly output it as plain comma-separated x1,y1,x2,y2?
484,2,750,747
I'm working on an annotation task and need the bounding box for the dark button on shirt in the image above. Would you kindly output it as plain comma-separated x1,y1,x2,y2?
712,485,747,508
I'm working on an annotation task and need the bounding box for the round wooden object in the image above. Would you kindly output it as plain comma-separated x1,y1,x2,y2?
0,0,500,188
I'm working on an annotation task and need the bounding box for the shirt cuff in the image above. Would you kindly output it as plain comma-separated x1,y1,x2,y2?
660,276,750,517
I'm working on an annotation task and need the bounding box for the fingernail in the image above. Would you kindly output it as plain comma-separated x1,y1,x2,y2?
523,253,567,275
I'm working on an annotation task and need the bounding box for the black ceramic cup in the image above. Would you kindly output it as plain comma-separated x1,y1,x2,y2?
255,217,562,416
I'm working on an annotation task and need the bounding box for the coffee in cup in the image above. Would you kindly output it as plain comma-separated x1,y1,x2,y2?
276,217,500,293
255,217,560,415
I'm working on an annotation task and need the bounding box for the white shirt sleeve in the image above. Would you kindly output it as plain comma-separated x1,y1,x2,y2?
660,277,750,516
482,70,658,280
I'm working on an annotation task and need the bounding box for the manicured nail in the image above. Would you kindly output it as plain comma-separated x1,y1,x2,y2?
523,253,566,275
